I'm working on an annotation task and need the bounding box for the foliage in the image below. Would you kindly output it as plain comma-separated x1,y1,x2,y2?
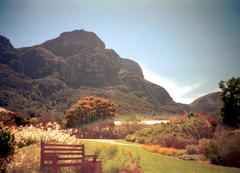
37,114,55,124
125,134,137,142
142,145,183,156
185,145,198,155
197,138,213,155
64,96,117,127
215,127,240,167
127,113,211,149
219,77,240,128
0,108,29,126
198,127,240,167
0,122,15,158
204,141,222,165
0,122,15,172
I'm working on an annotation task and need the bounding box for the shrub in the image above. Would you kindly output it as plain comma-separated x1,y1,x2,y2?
205,143,222,165
198,138,212,155
37,114,55,124
0,108,29,126
125,135,136,142
198,138,222,164
154,133,194,149
185,145,198,155
0,123,15,157
142,145,182,156
131,113,211,149
64,96,117,128
0,122,15,172
215,127,240,167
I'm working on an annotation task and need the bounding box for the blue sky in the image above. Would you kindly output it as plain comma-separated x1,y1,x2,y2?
0,0,240,103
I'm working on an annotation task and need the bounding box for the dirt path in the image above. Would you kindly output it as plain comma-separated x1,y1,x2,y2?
81,139,139,147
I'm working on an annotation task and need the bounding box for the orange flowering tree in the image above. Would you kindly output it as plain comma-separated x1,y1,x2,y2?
64,96,117,128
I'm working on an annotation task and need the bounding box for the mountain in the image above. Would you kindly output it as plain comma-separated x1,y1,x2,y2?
190,92,222,115
1,30,190,118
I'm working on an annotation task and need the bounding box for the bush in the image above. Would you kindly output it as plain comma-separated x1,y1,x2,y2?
64,96,117,127
185,145,198,155
0,108,29,126
154,133,194,149
215,127,240,167
198,138,212,155
0,122,15,172
198,138,222,165
142,145,183,156
198,128,240,167
130,113,211,149
205,143,222,165
0,123,15,157
125,135,136,142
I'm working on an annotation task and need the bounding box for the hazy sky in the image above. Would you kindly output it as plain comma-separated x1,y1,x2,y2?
0,0,240,103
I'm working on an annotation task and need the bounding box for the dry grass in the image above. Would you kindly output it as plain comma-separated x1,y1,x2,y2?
10,122,81,146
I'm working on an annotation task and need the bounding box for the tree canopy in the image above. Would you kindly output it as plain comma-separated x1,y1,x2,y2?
219,77,240,128
64,96,116,128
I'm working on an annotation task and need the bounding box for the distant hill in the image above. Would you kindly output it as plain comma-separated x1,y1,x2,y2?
0,30,190,118
190,92,222,115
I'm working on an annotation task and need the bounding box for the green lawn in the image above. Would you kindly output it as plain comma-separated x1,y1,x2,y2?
82,140,240,173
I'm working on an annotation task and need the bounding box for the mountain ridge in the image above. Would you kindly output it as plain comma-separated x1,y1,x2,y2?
0,30,220,118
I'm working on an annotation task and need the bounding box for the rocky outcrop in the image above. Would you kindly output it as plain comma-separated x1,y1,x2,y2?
42,30,105,58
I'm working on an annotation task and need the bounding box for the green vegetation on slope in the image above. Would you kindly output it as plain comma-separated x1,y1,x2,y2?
126,113,212,149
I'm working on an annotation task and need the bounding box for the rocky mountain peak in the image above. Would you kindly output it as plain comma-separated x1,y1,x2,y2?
42,30,105,57
0,35,14,52
1,29,209,117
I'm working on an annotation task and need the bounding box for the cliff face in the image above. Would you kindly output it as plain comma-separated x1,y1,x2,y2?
0,30,187,118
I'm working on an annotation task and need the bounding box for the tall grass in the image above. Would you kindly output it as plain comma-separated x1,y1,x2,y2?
7,123,142,173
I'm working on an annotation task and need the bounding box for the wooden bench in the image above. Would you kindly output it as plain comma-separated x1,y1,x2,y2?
40,143,102,173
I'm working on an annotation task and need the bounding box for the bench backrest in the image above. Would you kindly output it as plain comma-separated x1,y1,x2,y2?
40,143,102,173
40,143,85,167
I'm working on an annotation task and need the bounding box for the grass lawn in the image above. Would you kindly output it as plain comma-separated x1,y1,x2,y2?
82,140,240,173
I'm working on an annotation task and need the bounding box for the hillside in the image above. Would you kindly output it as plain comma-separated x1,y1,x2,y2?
190,92,222,115
0,30,223,118
0,30,190,118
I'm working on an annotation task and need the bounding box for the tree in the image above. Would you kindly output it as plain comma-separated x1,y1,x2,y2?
219,77,240,128
64,96,117,128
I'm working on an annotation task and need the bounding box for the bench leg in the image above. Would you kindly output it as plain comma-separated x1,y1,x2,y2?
52,155,60,173
94,162,102,173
